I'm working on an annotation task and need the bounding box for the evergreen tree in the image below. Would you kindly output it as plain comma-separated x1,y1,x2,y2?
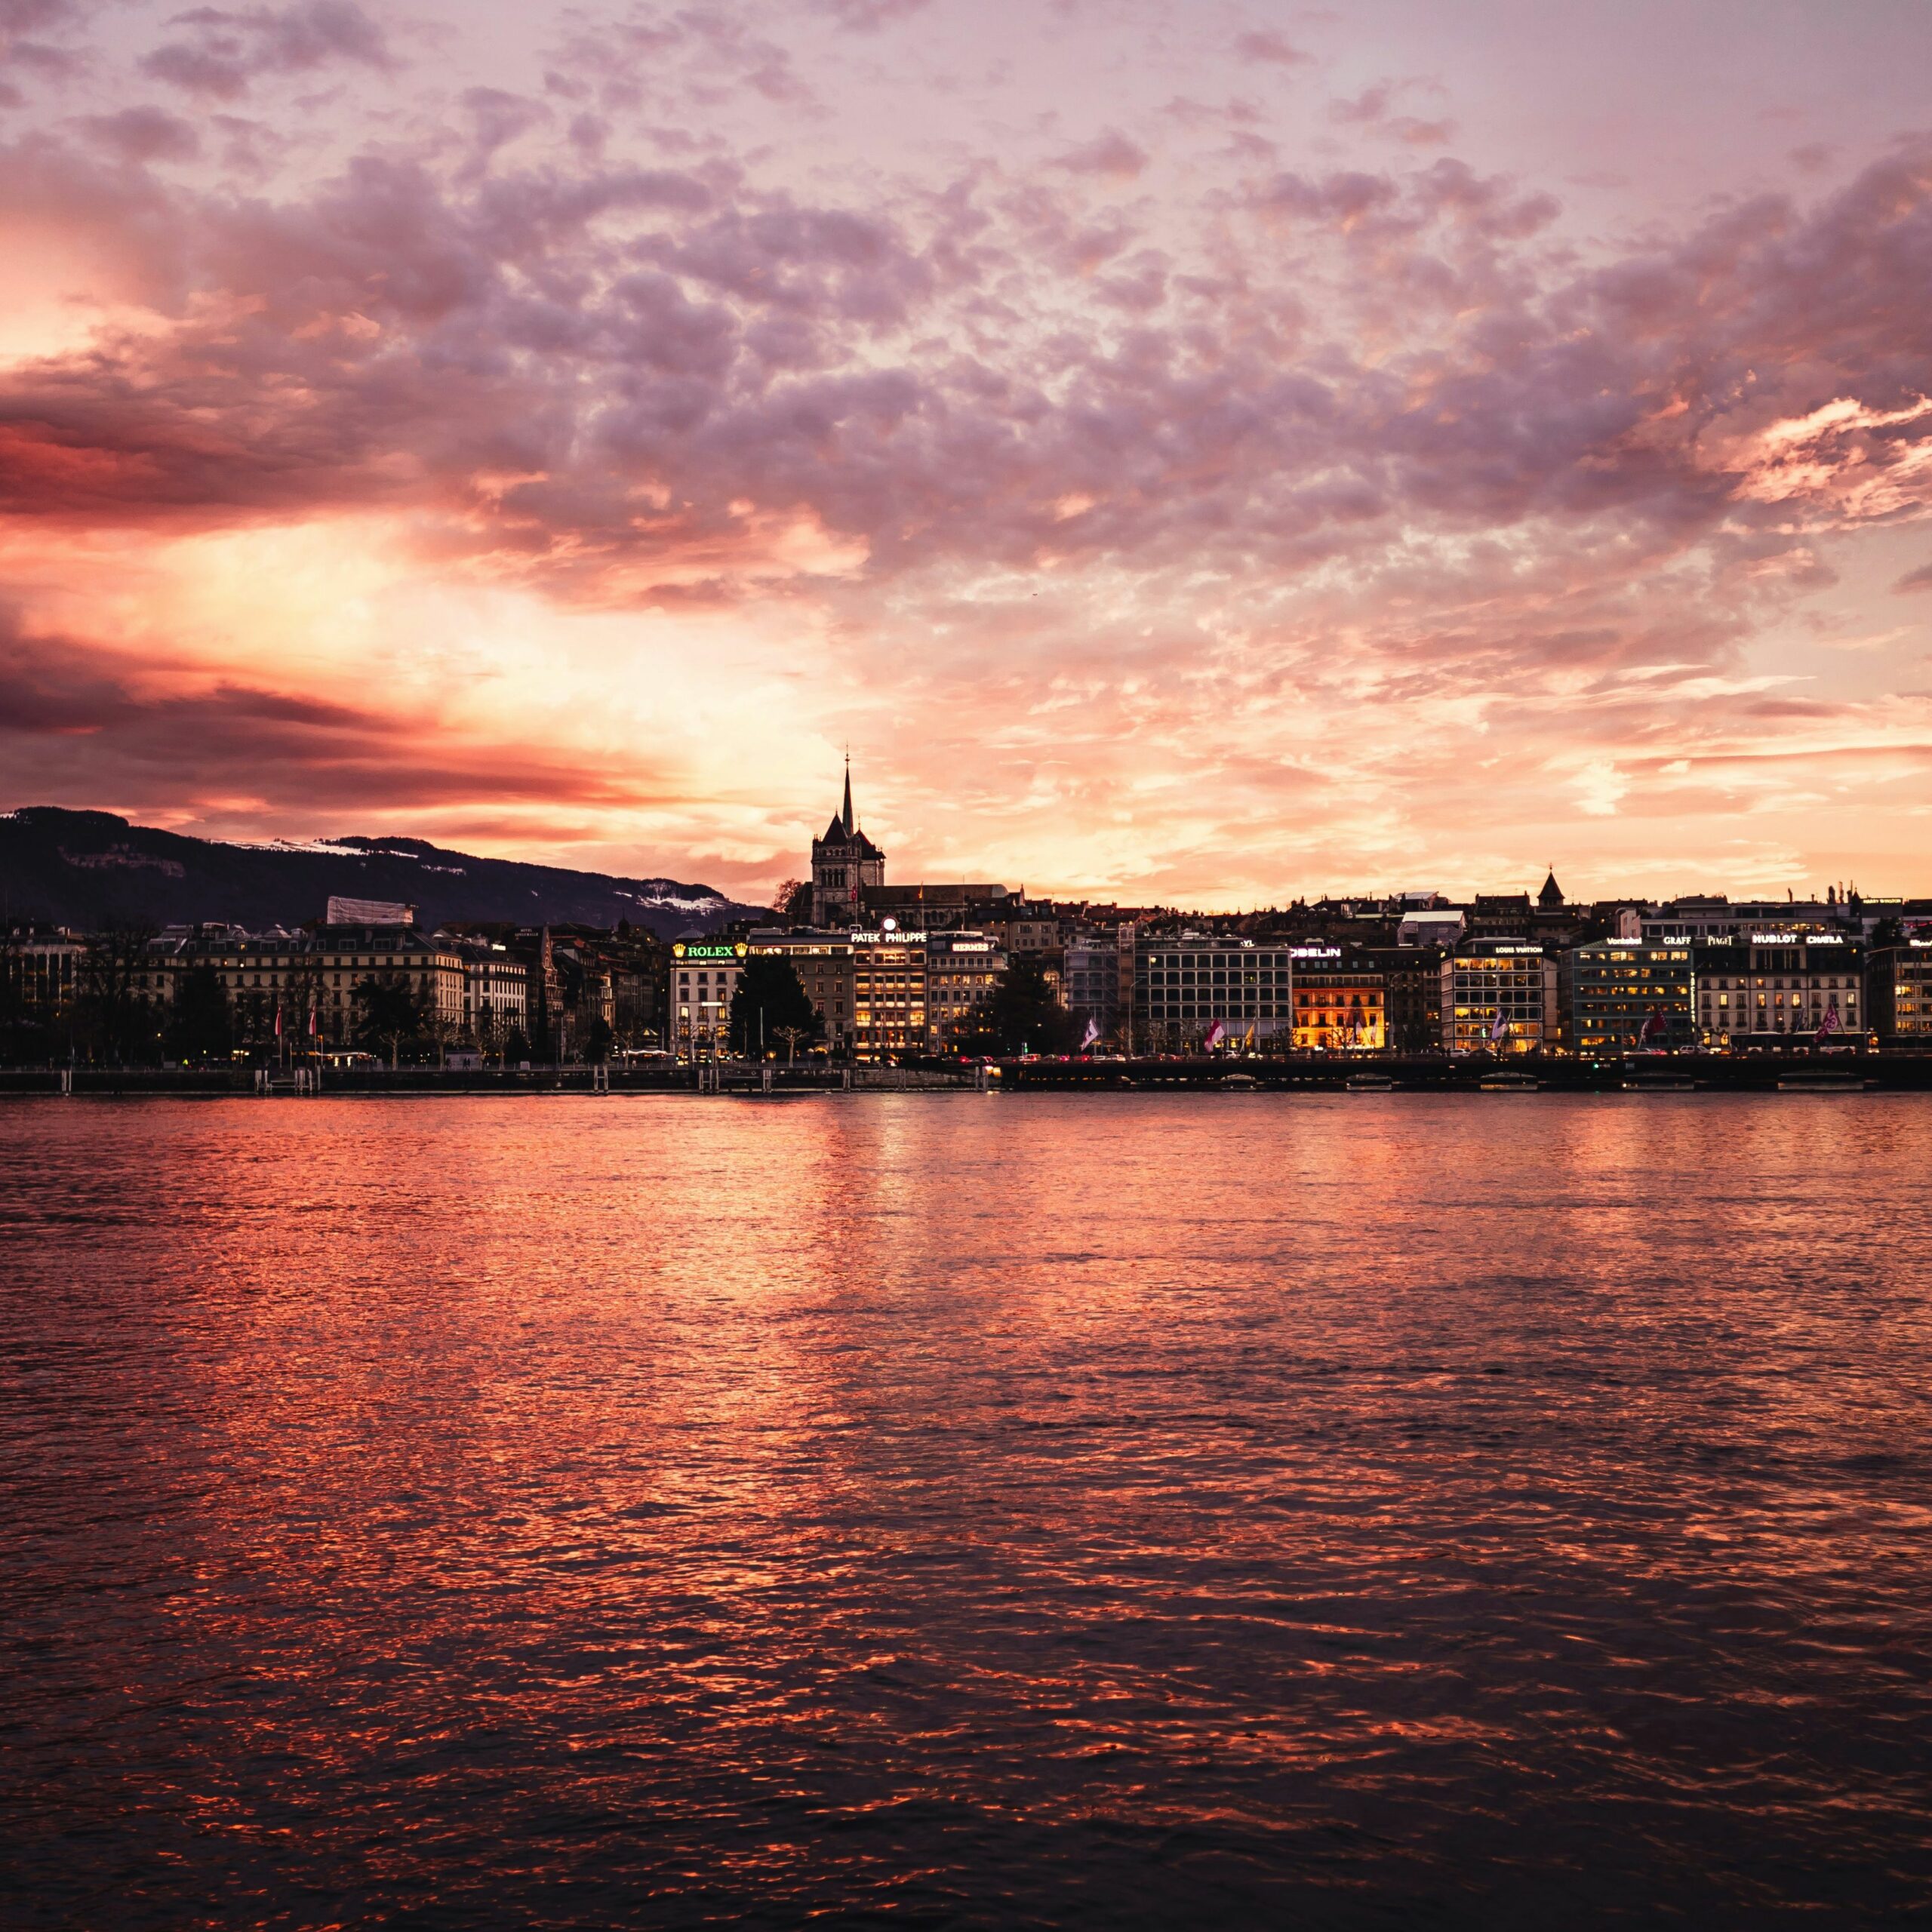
77,925,162,1065
168,962,232,1063
973,955,1078,1055
728,955,821,1057
351,974,432,1067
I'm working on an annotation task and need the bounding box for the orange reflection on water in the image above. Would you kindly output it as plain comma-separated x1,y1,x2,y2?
3,1091,1930,1925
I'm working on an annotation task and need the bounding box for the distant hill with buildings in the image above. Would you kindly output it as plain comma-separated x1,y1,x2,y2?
0,808,761,937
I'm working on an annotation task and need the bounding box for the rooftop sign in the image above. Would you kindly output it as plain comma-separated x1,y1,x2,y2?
672,942,747,961
1749,932,1843,945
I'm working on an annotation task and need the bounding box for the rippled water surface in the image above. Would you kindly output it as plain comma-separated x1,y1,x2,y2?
4,1093,1931,1927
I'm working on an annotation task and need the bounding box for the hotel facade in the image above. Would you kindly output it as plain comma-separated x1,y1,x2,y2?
1692,933,1863,1048
1131,937,1297,1051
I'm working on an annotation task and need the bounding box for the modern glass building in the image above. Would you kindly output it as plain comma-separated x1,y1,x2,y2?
1441,940,1561,1055
1872,937,1932,1044
1568,940,1695,1054
1132,936,1294,1051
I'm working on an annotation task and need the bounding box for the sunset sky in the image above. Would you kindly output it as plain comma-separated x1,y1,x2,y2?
4,0,1931,906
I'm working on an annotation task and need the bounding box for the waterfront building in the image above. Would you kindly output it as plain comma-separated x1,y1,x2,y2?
927,931,1004,1047
1063,924,1133,1042
746,929,859,1053
1568,940,1696,1054
669,937,746,1059
1132,935,1294,1051
186,924,468,1046
1871,938,1932,1044
809,764,885,928
1287,947,1386,1051
852,924,927,1059
1361,945,1444,1054
605,942,669,1052
745,924,1003,1058
542,930,623,1057
52,919,524,1057
2,927,88,1020
461,943,530,1046
1694,932,1865,1048
1441,940,1561,1054
121,922,472,1051
317,925,469,1042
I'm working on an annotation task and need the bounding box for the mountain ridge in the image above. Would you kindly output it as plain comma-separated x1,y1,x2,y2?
0,808,764,937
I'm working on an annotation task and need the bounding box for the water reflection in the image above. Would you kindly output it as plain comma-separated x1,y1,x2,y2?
3,1094,1930,1927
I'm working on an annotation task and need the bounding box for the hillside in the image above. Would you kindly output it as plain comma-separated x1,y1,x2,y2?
0,808,762,937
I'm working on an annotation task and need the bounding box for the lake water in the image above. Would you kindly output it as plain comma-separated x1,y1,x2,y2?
4,1094,1930,1927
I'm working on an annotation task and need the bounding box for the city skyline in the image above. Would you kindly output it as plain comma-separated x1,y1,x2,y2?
5,795,1927,928
5,2,1932,906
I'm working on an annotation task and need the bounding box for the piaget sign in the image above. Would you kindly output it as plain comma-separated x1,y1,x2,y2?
672,943,748,961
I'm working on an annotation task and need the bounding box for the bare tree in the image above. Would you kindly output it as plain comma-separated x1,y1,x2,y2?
78,925,162,1065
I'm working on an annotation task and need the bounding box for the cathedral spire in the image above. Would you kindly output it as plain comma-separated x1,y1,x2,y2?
841,752,854,837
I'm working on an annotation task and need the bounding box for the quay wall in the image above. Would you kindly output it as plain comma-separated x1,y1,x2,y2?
4,1054,1931,1097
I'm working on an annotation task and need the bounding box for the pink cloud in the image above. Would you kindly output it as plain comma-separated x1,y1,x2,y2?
1232,29,1309,68
138,0,395,100
1054,131,1149,181
0,4,1928,897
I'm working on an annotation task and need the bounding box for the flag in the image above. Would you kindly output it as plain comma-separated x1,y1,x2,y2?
1204,1020,1226,1051
1080,1017,1100,1050
307,1001,317,1037
274,1004,282,1038
1487,1009,1509,1044
1639,1004,1666,1046
1816,999,1841,1043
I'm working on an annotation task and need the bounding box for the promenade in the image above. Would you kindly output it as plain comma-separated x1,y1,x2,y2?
7,1053,1931,1098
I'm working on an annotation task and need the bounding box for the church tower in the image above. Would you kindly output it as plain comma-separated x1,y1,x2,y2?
809,758,886,927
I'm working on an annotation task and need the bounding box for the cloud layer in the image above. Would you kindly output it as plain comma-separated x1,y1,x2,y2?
2,0,1930,900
